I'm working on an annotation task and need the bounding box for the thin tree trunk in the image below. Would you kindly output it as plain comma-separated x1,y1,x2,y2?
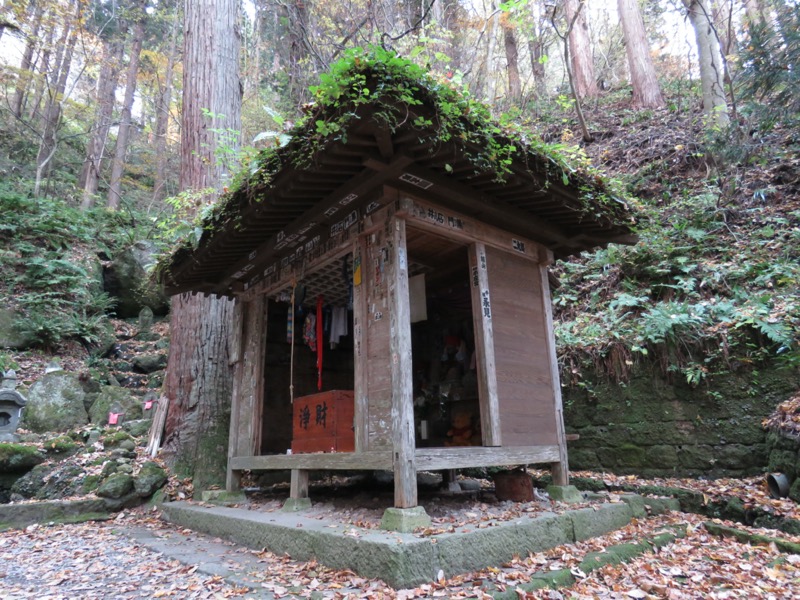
618,0,664,108
564,0,598,99
107,2,147,210
712,0,737,58
503,18,521,103
80,40,123,208
483,3,500,102
161,0,242,495
11,2,44,118
35,16,79,195
27,16,56,122
152,12,180,204
682,0,729,128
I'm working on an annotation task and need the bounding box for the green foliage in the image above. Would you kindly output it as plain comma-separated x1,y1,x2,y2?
739,4,800,131
554,187,800,386
0,188,130,350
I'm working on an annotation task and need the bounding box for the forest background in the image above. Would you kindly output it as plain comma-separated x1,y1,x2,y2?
0,0,798,488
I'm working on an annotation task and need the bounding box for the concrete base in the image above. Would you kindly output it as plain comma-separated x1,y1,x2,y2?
546,484,583,503
160,495,657,588
200,490,248,505
282,497,312,512
380,506,432,533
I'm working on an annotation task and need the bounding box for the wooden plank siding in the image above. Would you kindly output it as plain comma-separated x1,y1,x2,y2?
485,247,558,447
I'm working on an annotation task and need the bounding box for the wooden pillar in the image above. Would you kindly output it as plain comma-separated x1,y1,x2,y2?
226,295,268,491
352,234,369,453
538,250,569,486
290,469,309,499
387,216,418,508
468,242,502,446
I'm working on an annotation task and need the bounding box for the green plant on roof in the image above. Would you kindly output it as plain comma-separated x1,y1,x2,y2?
160,45,634,278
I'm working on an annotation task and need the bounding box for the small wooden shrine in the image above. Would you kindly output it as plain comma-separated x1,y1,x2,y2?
162,52,636,518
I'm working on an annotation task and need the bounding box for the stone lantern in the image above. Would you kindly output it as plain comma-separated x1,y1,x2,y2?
0,370,26,439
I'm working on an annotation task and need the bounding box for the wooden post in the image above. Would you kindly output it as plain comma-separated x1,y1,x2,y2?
468,242,502,446
387,216,418,508
538,251,569,486
290,469,310,499
226,295,268,491
352,234,369,453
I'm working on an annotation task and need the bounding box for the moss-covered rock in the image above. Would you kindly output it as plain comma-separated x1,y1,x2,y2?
100,431,135,449
42,435,81,455
134,462,167,497
122,418,152,438
87,386,143,426
96,473,134,499
0,443,45,472
81,474,103,494
22,371,88,433
133,352,167,374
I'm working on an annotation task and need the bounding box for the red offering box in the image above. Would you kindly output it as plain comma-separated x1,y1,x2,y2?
291,390,355,453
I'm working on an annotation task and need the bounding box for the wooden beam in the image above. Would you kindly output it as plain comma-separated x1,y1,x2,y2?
538,262,570,486
230,451,393,471
469,242,501,447
230,446,559,472
387,216,418,508
397,194,543,262
415,445,560,471
394,164,576,250
213,154,415,295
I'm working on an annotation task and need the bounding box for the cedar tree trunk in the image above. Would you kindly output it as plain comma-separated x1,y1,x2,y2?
160,0,242,495
618,0,664,108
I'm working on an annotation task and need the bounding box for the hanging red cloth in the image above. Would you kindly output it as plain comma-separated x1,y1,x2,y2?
316,295,324,390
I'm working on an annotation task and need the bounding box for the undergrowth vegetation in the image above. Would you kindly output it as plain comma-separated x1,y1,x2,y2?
0,186,137,350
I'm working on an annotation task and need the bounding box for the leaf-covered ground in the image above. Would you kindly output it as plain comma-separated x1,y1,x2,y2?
3,469,800,599
2,504,798,599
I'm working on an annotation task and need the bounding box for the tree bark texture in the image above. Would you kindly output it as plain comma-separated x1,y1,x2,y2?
80,39,123,208
108,2,147,210
617,0,664,108
683,0,729,127
564,0,598,98
502,18,521,103
161,0,242,495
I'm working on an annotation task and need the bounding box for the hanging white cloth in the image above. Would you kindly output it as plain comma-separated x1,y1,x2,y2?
329,306,349,347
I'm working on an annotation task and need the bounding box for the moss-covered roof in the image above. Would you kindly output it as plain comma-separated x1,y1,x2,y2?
162,47,637,297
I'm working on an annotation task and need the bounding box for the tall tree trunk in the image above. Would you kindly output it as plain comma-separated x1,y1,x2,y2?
80,39,123,209
107,2,147,210
682,0,729,128
27,15,56,122
529,37,547,99
618,0,664,108
35,13,79,196
11,1,44,118
502,17,521,103
564,0,598,98
152,11,180,204
161,0,242,495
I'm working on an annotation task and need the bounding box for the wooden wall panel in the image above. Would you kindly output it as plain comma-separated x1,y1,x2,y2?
485,248,558,446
